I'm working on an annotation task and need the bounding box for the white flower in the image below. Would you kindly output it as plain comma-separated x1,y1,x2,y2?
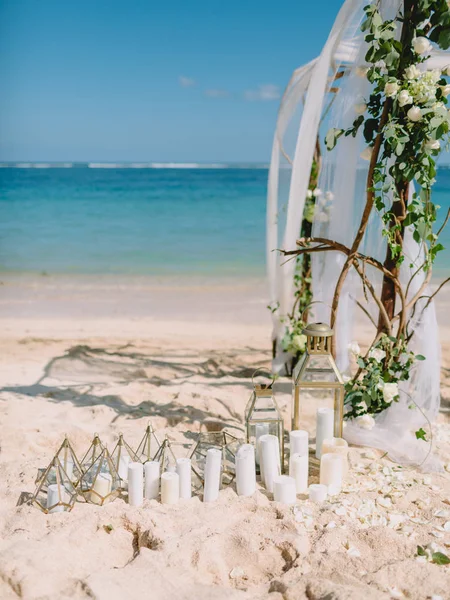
441,84,450,97
360,146,373,161
354,102,367,115
398,90,413,107
384,81,399,97
292,334,307,352
325,191,334,201
355,66,369,78
355,414,376,430
429,69,442,84
425,139,440,151
348,341,361,357
412,36,432,55
444,65,450,77
306,189,313,199
357,401,368,412
313,188,322,197
383,382,399,404
407,106,422,122
404,64,421,80
368,348,386,362
375,60,387,73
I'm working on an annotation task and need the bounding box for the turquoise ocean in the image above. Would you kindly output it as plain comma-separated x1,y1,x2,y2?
0,164,449,278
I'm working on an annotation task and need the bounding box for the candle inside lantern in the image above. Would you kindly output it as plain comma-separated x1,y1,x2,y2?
320,453,343,496
289,453,308,494
47,483,68,513
316,407,334,459
290,430,308,457
255,423,269,466
128,462,144,506
203,448,222,503
144,460,160,500
161,471,179,504
118,453,130,481
176,458,192,499
273,475,297,504
321,437,349,478
235,444,256,497
309,483,327,503
90,472,112,505
260,434,280,493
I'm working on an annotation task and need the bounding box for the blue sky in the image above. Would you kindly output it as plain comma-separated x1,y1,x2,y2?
0,0,343,162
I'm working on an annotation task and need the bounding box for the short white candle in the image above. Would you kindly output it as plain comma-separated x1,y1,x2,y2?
203,448,222,503
176,458,192,499
128,462,144,506
255,423,269,466
316,408,334,459
273,475,297,504
321,437,349,478
47,483,67,513
90,472,112,505
235,444,256,497
144,460,160,500
161,471,179,504
260,434,280,493
118,453,130,481
61,457,74,480
289,453,309,494
320,453,343,495
290,430,309,457
309,483,327,503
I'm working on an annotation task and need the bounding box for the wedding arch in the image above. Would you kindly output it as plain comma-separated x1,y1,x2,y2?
267,0,450,467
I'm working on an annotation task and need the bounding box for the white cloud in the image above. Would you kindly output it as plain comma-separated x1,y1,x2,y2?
179,76,195,88
244,84,280,101
204,88,230,98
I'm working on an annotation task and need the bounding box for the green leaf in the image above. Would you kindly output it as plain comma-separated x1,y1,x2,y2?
415,354,426,361
417,546,426,557
357,357,366,369
415,428,427,441
432,552,450,565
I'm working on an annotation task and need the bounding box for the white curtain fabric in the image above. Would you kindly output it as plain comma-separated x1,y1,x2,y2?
267,0,448,468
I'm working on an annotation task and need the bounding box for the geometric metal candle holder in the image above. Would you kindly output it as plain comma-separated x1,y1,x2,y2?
135,422,163,463
54,436,83,485
153,435,179,472
110,433,140,489
79,433,106,473
78,448,120,506
188,430,242,491
32,454,78,513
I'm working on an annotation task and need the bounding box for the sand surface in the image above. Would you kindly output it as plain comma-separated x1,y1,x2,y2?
0,274,449,600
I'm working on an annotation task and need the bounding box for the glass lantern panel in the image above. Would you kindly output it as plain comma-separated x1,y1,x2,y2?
79,452,120,505
33,459,77,513
298,354,340,383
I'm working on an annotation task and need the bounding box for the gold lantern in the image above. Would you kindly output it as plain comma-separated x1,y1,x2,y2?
292,322,344,445
78,448,120,505
35,436,83,488
245,368,284,471
32,454,78,514
80,433,105,472
135,422,163,463
188,430,241,491
111,433,140,488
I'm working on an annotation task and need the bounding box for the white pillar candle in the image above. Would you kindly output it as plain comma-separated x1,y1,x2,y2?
316,408,334,459
128,462,144,506
260,434,280,493
320,453,343,496
161,471,179,504
90,472,112,505
47,483,68,513
289,453,309,494
290,430,309,457
61,457,74,480
203,448,222,503
144,460,160,500
309,483,327,503
235,444,256,497
176,457,192,499
273,475,297,504
321,437,349,478
255,423,269,466
118,453,130,481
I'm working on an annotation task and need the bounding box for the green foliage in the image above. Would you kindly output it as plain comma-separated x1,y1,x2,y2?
415,427,427,441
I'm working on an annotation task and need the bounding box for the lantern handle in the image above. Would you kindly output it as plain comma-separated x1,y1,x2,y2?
251,367,274,388
300,300,336,324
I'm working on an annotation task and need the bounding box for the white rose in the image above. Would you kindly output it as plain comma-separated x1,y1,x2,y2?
407,106,422,122
354,102,367,115
444,65,450,77
382,382,399,404
404,64,420,80
368,348,386,362
429,69,442,84
413,36,432,55
384,81,399,97
313,188,322,197
292,334,307,352
355,414,376,430
325,191,334,201
360,146,373,161
306,189,313,199
398,90,413,107
441,84,450,97
348,341,361,357
425,139,440,151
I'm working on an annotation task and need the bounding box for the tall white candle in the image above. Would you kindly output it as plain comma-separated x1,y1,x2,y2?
118,453,130,481
290,430,309,457
161,471,179,504
321,437,349,478
61,457,74,480
128,462,144,506
316,408,334,458
47,483,67,513
203,448,222,503
273,475,297,504
144,461,160,500
255,423,269,466
235,444,256,497
90,472,112,505
309,483,327,503
289,453,309,494
320,453,343,496
176,458,192,499
260,434,280,493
